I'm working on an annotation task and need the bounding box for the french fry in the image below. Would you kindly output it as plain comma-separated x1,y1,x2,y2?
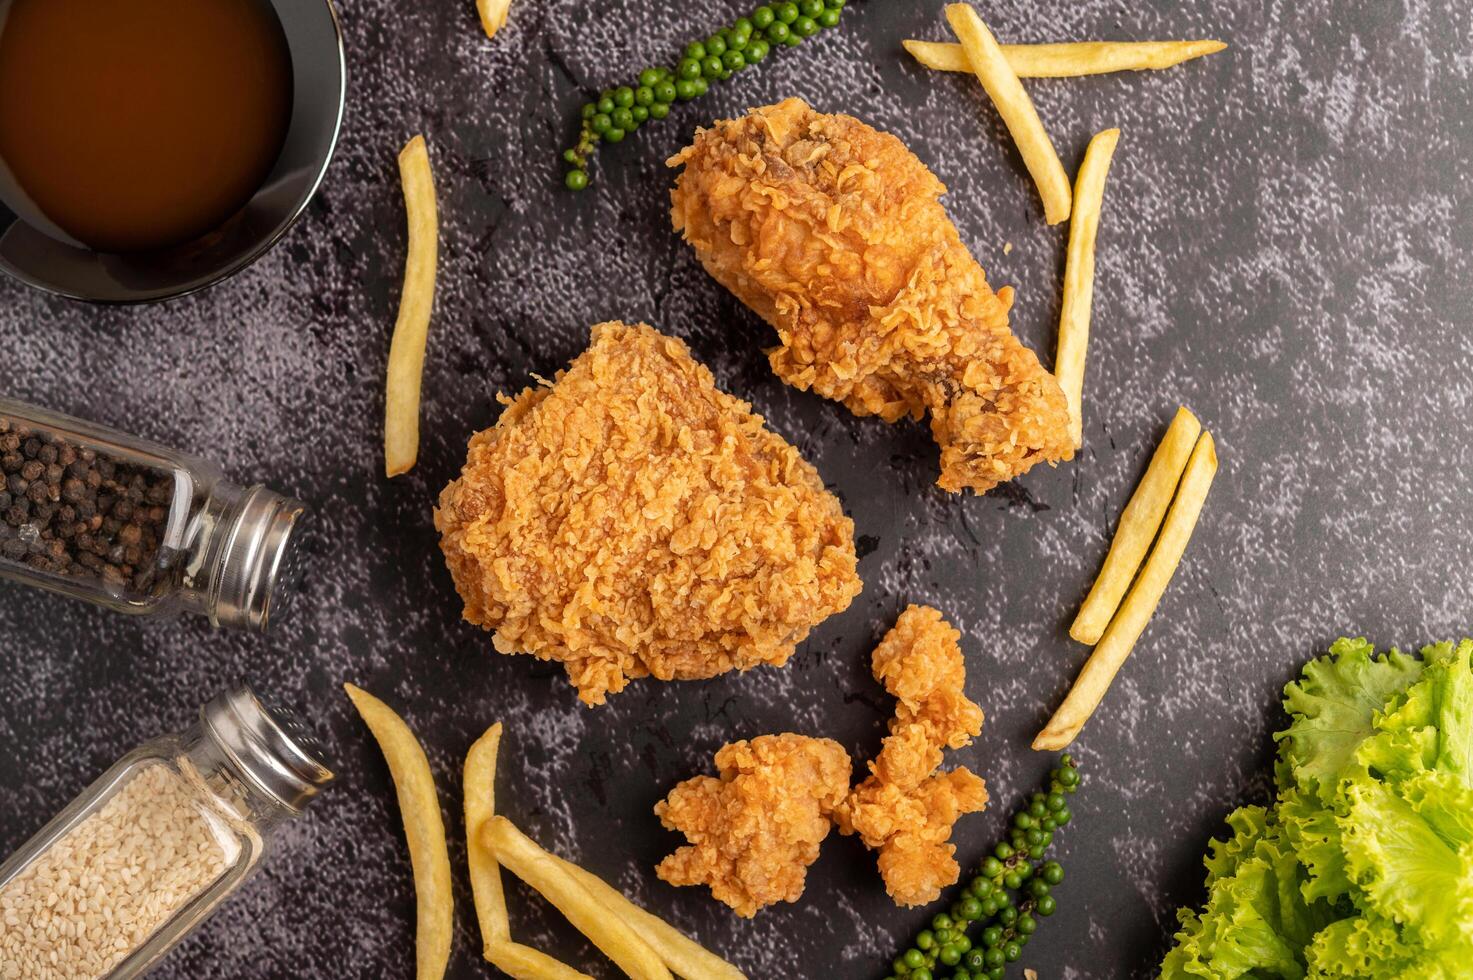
943,4,1072,224
1034,431,1217,751
384,134,439,477
487,942,594,980
903,39,1227,77
548,855,747,980
344,684,452,980
465,724,592,979
1055,127,1121,448
484,816,673,980
476,0,512,39
464,723,510,951
466,725,736,979
1070,407,1201,645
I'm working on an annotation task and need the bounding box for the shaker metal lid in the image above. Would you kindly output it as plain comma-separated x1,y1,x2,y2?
202,685,334,812
210,485,309,632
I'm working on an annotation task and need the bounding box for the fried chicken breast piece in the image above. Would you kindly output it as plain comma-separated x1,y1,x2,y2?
669,97,1073,494
655,734,852,917
434,321,862,706
835,605,989,907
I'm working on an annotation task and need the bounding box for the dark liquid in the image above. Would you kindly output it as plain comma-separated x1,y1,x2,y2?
0,0,293,253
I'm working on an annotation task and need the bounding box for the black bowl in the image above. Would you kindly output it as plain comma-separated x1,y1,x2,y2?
0,0,345,304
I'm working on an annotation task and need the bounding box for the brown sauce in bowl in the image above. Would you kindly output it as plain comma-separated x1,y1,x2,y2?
0,0,293,254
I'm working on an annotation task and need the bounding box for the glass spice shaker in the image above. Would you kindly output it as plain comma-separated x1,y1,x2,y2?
0,684,334,980
0,396,308,631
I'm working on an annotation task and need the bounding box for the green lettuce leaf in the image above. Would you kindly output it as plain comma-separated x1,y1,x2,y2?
1305,914,1473,980
1339,777,1473,947
1399,770,1473,849
1276,638,1422,801
1278,788,1351,904
1346,724,1437,785
1160,908,1216,980
1204,806,1271,887
1339,641,1473,787
1428,640,1473,780
1386,943,1473,980
1162,818,1314,980
1305,913,1473,980
1259,824,1336,950
1303,914,1410,978
1163,639,1473,979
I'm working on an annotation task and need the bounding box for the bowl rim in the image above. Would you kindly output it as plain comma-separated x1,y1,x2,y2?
0,0,347,306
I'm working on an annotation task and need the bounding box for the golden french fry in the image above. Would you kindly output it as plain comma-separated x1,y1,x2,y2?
476,0,512,38
1034,431,1217,751
943,4,1072,224
484,817,673,980
487,941,594,980
465,724,737,979
1055,127,1121,448
465,723,510,952
904,38,1227,77
1070,407,1201,644
384,134,439,477
465,725,592,979
549,855,747,980
344,684,452,980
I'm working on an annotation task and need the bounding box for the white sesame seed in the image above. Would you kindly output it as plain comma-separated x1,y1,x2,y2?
0,765,233,978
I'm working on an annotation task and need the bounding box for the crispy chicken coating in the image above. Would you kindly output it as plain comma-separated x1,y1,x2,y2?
670,97,1073,494
655,734,852,917
836,605,989,907
435,321,862,706
845,767,991,909
873,604,986,752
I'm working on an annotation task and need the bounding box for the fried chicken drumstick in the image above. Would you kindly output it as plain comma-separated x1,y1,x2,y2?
435,321,862,705
670,98,1073,494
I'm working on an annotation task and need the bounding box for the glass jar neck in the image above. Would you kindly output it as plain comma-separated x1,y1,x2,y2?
178,723,293,829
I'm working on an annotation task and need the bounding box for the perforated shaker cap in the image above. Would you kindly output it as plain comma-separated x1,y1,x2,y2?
201,685,334,812
209,486,309,632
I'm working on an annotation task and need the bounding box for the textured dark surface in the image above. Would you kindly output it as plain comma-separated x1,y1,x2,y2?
3,1,1473,978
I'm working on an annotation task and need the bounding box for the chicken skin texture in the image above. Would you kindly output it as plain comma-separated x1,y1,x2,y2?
872,604,986,755
655,734,852,917
435,321,862,706
836,605,989,907
669,97,1073,494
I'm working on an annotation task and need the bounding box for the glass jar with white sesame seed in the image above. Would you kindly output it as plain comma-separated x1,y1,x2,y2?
0,684,333,979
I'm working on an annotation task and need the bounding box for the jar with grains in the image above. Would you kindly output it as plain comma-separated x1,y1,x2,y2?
0,396,309,632
0,685,334,979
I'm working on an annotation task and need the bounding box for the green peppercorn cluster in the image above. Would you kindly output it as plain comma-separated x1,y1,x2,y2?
562,0,848,190
884,756,1082,980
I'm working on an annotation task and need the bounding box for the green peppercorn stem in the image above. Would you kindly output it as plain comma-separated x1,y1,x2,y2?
884,759,1082,979
559,0,847,187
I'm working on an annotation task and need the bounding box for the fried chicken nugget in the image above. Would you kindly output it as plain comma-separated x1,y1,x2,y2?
847,767,990,909
655,734,852,917
435,321,862,706
669,98,1073,494
836,606,989,907
872,604,985,751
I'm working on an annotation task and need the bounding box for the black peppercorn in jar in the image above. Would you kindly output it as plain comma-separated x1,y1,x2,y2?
0,397,308,631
